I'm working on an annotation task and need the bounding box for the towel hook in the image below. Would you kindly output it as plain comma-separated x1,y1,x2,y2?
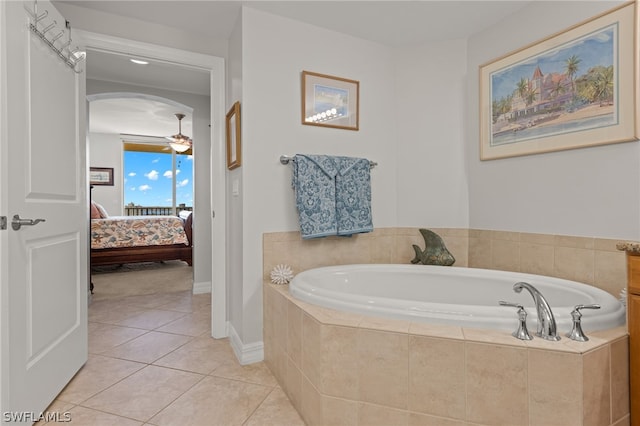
24,1,48,24
50,30,65,43
35,9,48,24
41,21,56,34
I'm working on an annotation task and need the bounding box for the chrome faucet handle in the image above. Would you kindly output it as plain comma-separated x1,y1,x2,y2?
499,301,533,340
566,304,601,342
513,281,560,341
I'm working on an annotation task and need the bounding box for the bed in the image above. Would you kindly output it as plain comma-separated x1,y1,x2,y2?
90,202,193,268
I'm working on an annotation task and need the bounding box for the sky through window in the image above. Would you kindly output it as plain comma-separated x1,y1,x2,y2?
124,149,193,207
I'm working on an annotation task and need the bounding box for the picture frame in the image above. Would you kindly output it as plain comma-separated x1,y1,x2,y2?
89,167,114,186
301,71,359,131
479,2,637,160
226,101,241,170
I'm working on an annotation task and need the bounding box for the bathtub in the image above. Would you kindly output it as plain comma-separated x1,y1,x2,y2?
288,264,626,334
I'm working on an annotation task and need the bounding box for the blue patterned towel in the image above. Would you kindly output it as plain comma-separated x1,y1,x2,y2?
335,157,373,236
292,154,372,239
292,155,338,239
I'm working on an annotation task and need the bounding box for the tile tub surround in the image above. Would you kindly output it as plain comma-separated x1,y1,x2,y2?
264,283,630,426
263,228,627,298
262,228,470,275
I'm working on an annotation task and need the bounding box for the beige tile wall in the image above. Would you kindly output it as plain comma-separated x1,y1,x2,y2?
263,227,628,297
468,229,627,298
264,283,630,426
262,228,469,276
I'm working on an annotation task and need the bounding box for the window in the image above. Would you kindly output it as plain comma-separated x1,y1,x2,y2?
123,142,193,215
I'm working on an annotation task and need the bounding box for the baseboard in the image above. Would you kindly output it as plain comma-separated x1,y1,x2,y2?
228,323,264,365
192,280,211,294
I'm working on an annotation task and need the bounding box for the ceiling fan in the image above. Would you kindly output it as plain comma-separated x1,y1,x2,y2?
119,113,193,153
166,113,193,153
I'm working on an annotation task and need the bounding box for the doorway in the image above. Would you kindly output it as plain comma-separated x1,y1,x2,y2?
79,30,227,338
88,93,197,292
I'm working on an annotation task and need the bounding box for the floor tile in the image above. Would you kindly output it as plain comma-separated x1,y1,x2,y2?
211,360,278,387
81,365,203,422
153,336,237,374
244,387,306,426
80,269,302,426
57,354,145,404
113,308,187,330
88,322,148,354
88,300,147,325
121,291,192,310
149,376,271,426
157,292,211,313
101,331,192,363
155,312,210,336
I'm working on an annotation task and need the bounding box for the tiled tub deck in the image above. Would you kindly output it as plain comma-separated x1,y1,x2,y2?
264,282,629,426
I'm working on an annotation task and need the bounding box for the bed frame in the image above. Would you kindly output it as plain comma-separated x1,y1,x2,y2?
90,213,193,267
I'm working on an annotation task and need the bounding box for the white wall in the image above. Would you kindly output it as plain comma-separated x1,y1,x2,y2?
89,132,122,215
227,13,244,338
466,1,639,240
394,39,470,228
238,7,398,344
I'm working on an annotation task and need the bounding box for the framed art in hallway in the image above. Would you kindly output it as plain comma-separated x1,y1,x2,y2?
301,71,359,131
479,2,638,160
89,167,114,186
226,101,241,170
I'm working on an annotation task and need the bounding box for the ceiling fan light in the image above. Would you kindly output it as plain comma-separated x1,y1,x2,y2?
168,113,193,152
169,142,191,153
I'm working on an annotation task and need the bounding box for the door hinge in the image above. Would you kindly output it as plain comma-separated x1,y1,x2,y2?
0,216,6,230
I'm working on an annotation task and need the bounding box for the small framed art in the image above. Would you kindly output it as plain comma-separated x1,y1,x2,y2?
89,167,114,186
226,101,241,170
301,71,359,131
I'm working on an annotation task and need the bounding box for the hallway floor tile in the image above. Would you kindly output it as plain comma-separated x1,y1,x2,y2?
43,289,304,426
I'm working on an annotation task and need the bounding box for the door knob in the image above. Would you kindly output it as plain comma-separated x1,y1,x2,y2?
11,215,46,230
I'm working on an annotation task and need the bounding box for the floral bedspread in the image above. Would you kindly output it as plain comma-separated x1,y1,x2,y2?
91,215,188,249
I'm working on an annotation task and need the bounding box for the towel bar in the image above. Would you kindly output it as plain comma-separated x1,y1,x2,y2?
279,155,377,168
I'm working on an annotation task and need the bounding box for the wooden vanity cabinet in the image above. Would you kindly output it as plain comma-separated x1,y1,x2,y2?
627,253,640,424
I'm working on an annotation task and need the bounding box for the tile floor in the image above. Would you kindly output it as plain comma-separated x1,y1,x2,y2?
42,290,305,425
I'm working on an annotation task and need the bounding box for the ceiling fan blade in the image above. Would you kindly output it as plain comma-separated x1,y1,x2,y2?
120,133,169,143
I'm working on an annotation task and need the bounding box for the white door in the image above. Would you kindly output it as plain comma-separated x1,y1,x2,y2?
0,0,87,421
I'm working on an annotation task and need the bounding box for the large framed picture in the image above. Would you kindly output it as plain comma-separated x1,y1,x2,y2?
301,71,359,131
226,101,241,170
89,167,114,186
479,2,637,160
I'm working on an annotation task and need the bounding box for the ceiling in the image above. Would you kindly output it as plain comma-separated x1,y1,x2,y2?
56,1,533,47
54,1,533,137
89,97,194,138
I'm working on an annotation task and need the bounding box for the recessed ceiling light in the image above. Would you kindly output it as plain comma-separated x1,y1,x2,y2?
130,58,149,65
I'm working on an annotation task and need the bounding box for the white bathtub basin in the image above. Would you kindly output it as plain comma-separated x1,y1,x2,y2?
288,264,626,334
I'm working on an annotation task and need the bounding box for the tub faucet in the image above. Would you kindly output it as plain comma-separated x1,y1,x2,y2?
513,281,560,341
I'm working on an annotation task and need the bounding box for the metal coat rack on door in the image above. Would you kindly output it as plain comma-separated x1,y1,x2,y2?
24,0,86,73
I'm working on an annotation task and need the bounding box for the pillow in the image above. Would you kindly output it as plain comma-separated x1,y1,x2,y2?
94,202,109,218
90,202,101,219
